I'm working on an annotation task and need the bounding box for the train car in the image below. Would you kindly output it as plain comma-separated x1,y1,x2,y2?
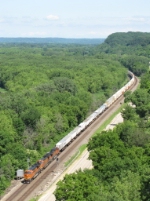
124,82,130,90
78,122,86,131
50,147,60,159
88,112,98,123
80,116,94,129
38,153,50,170
105,95,116,108
94,108,101,115
130,77,134,86
128,76,135,87
127,71,134,89
68,129,78,141
100,105,106,113
68,126,82,140
38,147,59,170
56,134,72,151
80,105,106,129
115,88,123,99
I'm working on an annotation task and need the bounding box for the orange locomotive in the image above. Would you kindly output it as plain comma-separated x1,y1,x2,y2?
24,147,59,183
38,147,59,169
24,162,41,183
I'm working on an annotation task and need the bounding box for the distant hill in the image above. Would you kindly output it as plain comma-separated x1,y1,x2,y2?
99,31,150,56
104,31,150,47
98,31,150,76
0,37,105,45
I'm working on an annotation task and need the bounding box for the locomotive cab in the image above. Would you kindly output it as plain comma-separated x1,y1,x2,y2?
24,162,41,183
24,170,33,183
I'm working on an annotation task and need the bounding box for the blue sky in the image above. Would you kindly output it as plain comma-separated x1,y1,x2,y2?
0,0,150,38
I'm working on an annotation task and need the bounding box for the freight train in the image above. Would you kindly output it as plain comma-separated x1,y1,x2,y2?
24,71,135,183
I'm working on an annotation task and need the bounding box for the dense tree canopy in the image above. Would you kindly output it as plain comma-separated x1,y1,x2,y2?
0,42,128,195
55,170,99,201
55,32,150,201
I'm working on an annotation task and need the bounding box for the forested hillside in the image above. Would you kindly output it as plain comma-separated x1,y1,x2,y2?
0,43,127,195
54,32,150,201
98,31,150,75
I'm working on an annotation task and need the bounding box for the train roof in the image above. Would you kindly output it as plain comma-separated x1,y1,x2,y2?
49,147,57,155
28,162,39,170
39,147,57,161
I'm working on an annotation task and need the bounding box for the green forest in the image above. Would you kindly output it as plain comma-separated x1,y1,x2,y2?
0,32,150,199
0,40,127,195
54,32,150,201
55,71,150,201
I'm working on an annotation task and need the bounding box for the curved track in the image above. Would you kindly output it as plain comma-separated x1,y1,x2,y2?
4,75,138,201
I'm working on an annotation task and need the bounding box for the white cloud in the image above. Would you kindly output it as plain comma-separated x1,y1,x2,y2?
46,15,59,20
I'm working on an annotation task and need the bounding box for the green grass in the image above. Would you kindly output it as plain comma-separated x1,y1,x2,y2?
64,150,80,167
29,197,40,201
64,144,87,167
79,144,87,153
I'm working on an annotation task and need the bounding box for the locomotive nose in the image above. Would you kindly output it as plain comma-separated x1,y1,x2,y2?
24,174,29,180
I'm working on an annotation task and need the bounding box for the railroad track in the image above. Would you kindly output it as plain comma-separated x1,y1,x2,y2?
3,75,139,201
